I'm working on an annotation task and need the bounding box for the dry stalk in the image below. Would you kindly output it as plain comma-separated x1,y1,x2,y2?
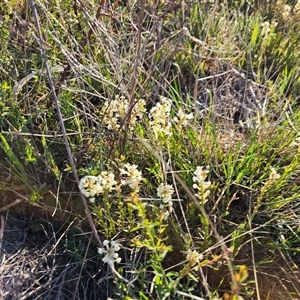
29,0,102,248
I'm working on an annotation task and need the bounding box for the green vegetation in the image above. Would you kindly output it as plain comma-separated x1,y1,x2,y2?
1,0,300,299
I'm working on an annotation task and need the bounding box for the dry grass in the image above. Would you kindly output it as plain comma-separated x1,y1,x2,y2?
1,0,300,299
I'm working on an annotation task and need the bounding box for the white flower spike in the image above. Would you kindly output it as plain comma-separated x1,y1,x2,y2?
120,163,143,191
192,166,211,204
157,183,174,201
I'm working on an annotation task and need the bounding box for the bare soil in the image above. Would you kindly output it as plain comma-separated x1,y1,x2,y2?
0,213,108,300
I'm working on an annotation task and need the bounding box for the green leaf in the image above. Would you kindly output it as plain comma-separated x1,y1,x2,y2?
251,22,260,46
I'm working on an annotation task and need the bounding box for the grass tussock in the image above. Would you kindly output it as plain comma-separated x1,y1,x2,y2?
1,0,300,299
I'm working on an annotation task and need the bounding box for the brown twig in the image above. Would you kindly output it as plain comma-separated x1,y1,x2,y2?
0,215,5,252
0,199,23,213
119,0,146,153
29,0,102,248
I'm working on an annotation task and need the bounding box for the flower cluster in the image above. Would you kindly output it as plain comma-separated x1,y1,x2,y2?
193,166,211,204
149,96,172,137
100,95,193,137
98,239,129,283
79,172,117,202
100,95,146,131
295,0,300,14
78,175,100,201
269,167,280,182
186,249,203,270
157,183,174,201
261,20,278,39
98,240,121,268
157,183,175,218
173,108,193,128
264,167,280,188
281,3,292,19
79,164,143,202
273,1,300,23
120,163,143,192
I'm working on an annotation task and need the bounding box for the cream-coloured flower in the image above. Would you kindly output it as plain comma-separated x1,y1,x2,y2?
135,99,147,114
269,167,280,181
79,175,103,202
174,108,193,127
282,4,291,19
98,240,122,268
261,21,271,37
193,166,211,204
79,171,118,202
264,167,280,188
290,136,300,148
100,95,146,131
294,0,300,14
186,249,203,266
130,99,147,125
98,240,129,283
261,20,278,41
107,117,120,130
157,183,175,216
157,183,174,201
98,171,118,192
162,210,170,220
149,96,173,137
120,163,143,191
